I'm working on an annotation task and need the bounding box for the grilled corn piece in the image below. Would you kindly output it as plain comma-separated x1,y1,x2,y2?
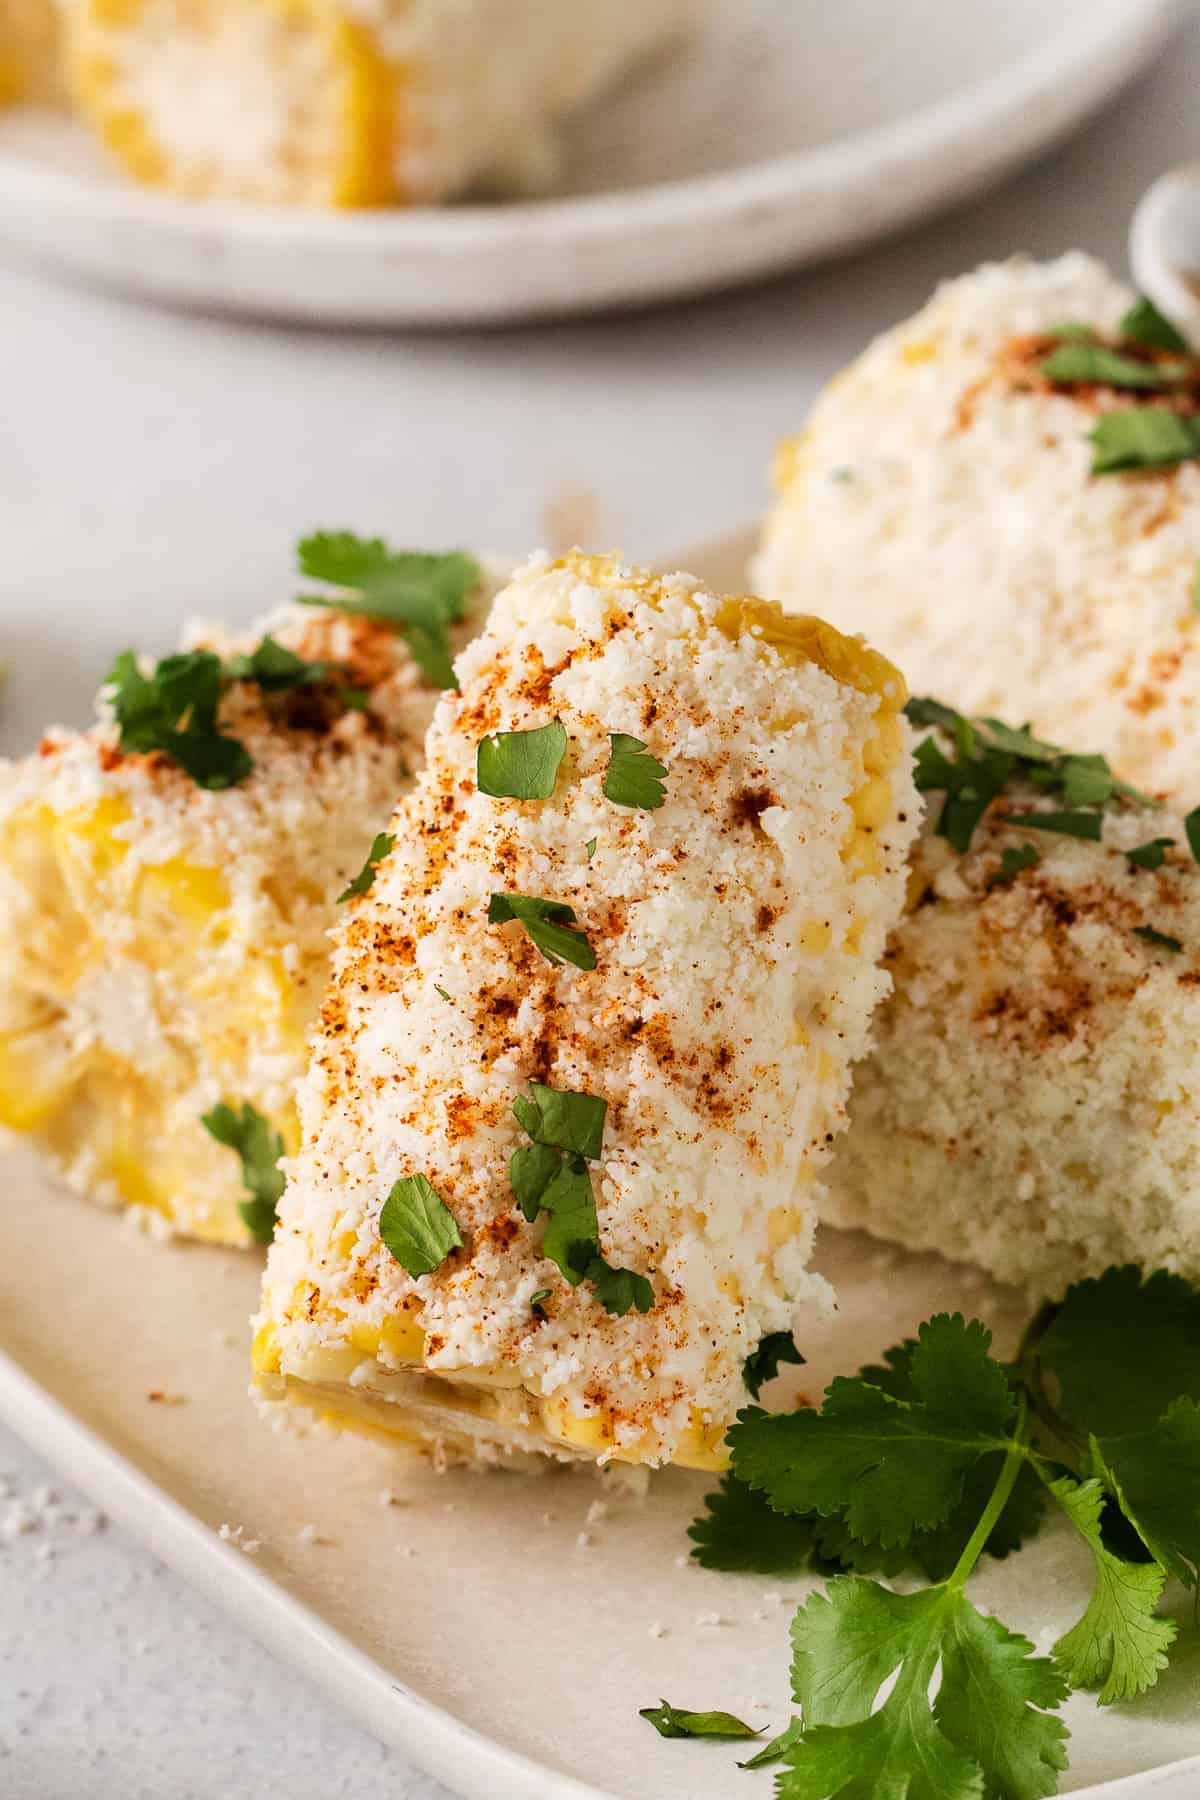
0,0,62,103
827,728,1200,1296
0,587,493,1244
254,550,918,1470
756,253,1200,804
63,0,700,207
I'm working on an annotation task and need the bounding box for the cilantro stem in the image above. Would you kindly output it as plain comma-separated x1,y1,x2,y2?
947,1398,1029,1590
1014,1300,1084,1456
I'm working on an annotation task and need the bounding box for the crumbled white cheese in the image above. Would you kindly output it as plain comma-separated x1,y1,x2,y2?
757,252,1200,803
829,792,1200,1292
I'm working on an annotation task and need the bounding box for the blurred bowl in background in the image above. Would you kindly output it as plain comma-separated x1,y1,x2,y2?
0,0,1185,327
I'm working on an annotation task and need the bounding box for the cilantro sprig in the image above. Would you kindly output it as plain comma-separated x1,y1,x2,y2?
509,1082,652,1317
670,1268,1200,1794
297,532,480,691
201,1101,286,1243
906,696,1157,856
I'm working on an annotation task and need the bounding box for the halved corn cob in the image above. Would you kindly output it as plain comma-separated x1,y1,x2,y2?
0,584,493,1244
826,726,1200,1296
254,550,919,1471
63,0,700,207
755,253,1200,804
0,0,62,103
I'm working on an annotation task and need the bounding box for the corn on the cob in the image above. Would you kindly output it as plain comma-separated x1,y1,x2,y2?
0,584,493,1244
755,253,1200,805
0,0,62,103
62,0,700,208
254,550,918,1471
827,718,1200,1297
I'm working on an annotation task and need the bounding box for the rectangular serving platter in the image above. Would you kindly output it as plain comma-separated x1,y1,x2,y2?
2,533,1198,1798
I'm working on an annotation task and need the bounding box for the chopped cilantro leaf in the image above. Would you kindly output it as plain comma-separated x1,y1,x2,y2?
1089,408,1200,476
639,1700,761,1742
106,649,253,791
488,893,596,970
1004,809,1103,841
992,843,1041,885
1119,296,1190,353
379,1173,462,1277
584,1256,654,1317
476,721,567,801
434,985,451,1002
225,634,338,693
297,532,480,691
1186,805,1200,864
512,1082,606,1160
509,1141,563,1223
743,1331,805,1400
337,832,395,903
1133,924,1183,953
604,733,668,810
585,837,597,860
537,1159,600,1285
1045,322,1098,343
1050,1475,1176,1703
1042,344,1190,389
1126,837,1175,870
201,1101,286,1243
529,1287,552,1315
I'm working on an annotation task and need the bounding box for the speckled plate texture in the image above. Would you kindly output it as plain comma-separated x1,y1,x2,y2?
0,0,1185,325
1,532,1199,1797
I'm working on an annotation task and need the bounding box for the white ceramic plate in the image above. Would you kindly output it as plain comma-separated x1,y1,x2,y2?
2,531,1200,1799
0,0,1184,326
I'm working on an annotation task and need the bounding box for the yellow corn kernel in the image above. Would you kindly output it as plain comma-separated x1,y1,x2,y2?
381,1310,426,1362
797,919,832,955
771,432,807,494
70,0,398,207
717,601,907,707
252,1322,282,1374
767,1205,802,1251
0,1025,78,1130
542,1396,617,1453
843,827,884,879
54,796,132,879
863,712,904,775
674,1415,731,1474
137,858,230,926
850,773,894,833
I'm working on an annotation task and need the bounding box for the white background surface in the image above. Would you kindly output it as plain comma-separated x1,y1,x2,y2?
1,16,1199,1797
